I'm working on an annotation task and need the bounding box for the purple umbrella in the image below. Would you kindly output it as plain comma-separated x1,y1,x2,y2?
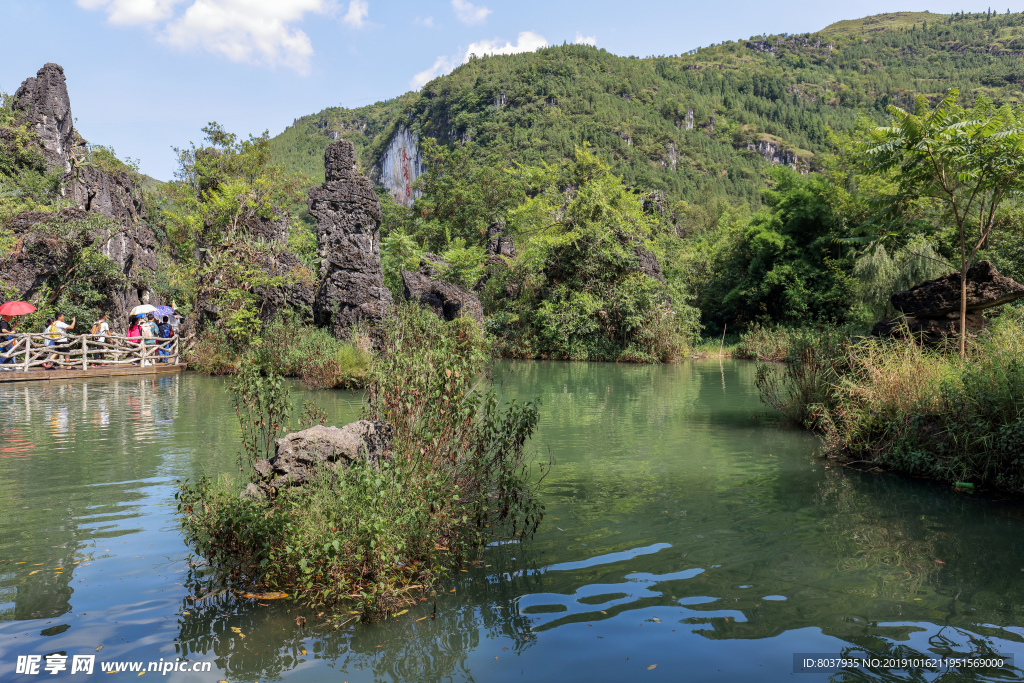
155,305,175,317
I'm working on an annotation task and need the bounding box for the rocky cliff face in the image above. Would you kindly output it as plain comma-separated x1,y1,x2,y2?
309,141,393,339
12,63,146,226
376,126,423,207
5,63,156,322
746,138,806,169
12,63,77,177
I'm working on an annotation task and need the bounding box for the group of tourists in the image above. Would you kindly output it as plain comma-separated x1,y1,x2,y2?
0,305,179,369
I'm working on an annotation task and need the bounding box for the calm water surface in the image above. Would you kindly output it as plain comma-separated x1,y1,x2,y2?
2,361,1024,681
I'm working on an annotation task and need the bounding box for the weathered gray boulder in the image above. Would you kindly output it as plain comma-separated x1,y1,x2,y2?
309,141,393,339
870,313,987,342
250,421,393,494
256,250,316,322
486,222,516,258
402,255,485,324
635,246,665,283
891,261,1024,317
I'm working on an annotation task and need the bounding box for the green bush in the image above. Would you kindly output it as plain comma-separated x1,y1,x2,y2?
188,317,371,389
177,304,547,618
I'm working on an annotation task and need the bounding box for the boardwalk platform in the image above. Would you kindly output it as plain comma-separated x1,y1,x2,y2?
0,363,185,383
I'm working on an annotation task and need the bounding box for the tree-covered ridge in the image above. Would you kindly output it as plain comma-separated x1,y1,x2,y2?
269,10,1024,209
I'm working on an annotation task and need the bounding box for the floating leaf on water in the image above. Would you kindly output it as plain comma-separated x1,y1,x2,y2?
394,610,408,617
300,649,306,655
182,612,190,616
96,645,104,651
29,570,40,575
239,591,289,600
231,627,242,633
14,562,25,565
647,664,657,670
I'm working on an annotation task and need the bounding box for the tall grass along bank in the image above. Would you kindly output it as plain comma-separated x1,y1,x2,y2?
755,313,1024,495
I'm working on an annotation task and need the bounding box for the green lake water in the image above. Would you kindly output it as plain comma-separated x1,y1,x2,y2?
2,360,1024,681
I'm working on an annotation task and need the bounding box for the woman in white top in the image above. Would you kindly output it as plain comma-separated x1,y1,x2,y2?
52,312,75,366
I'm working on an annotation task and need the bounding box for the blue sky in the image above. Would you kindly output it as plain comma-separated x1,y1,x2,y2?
1,0,1018,180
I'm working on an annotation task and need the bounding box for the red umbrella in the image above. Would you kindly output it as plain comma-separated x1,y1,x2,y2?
0,301,37,316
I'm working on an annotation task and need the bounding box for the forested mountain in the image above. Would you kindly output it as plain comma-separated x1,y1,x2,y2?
269,10,1024,208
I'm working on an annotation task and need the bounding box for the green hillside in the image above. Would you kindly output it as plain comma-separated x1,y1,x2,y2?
269,10,1024,206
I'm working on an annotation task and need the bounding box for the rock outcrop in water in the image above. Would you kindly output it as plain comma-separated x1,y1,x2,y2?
243,421,393,500
309,141,394,339
402,254,485,324
871,261,1024,341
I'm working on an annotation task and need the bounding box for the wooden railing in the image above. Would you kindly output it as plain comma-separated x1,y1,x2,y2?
0,333,180,371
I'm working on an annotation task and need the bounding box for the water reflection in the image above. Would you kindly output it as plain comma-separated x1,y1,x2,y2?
2,365,1024,682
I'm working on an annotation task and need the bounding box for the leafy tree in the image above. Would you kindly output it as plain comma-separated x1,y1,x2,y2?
486,146,698,361
866,89,1024,354
409,138,524,251
698,168,857,330
162,123,311,343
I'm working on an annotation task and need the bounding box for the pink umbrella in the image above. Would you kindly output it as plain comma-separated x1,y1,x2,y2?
0,301,36,316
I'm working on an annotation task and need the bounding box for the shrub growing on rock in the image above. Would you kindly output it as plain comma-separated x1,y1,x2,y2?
176,304,546,618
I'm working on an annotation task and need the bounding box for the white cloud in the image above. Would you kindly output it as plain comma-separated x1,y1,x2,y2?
76,0,186,24
78,0,330,74
411,55,459,89
451,0,490,25
411,31,548,89
465,31,547,59
414,16,435,28
342,0,368,29
162,0,329,74
574,32,596,46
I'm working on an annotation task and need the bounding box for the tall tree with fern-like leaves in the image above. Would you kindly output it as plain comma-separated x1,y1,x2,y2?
866,89,1024,355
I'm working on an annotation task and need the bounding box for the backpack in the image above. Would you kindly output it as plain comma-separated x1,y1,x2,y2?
159,323,173,338
91,321,101,335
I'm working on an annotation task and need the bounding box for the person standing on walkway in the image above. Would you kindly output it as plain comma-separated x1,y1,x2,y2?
158,315,174,362
50,312,76,367
0,314,16,365
127,316,143,364
140,313,157,366
90,312,109,366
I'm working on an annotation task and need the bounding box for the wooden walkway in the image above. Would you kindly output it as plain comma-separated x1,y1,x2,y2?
0,363,185,383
